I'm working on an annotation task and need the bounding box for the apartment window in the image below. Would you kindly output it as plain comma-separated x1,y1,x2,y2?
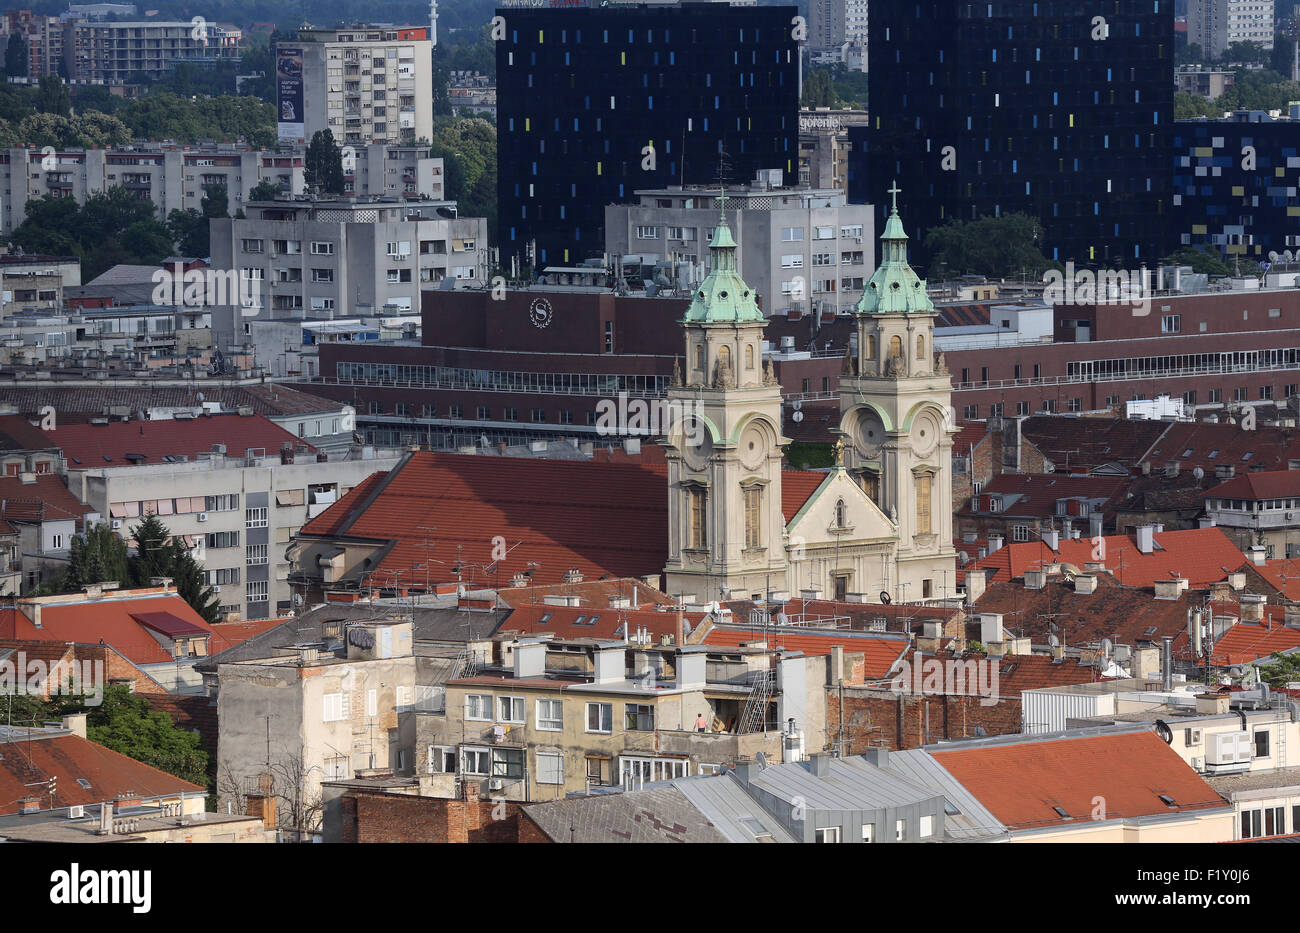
246,507,268,528
477,405,490,420
1013,524,1030,542
504,408,518,421
324,756,348,780
895,819,907,842
206,531,239,549
492,748,524,779
586,702,613,733
688,487,707,548
51,534,65,550
815,827,842,843
635,225,659,239
963,405,978,419
813,225,834,240
781,254,804,268
1209,388,1223,403
625,703,654,731
812,252,834,266
311,241,335,255
537,752,564,785
920,815,934,838
498,696,525,723
1260,386,1274,401
781,226,804,241
744,485,762,548
1254,730,1270,758
1066,398,1082,412
246,544,268,565
428,745,456,774
241,238,264,253
462,747,490,775
466,694,493,721
531,408,546,423
586,756,609,785
862,824,874,843
323,692,349,722
206,568,240,586
1161,314,1180,333
311,268,334,283
205,494,238,512
536,699,563,731
247,581,268,602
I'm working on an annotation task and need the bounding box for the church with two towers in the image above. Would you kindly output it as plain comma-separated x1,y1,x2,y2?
662,187,958,605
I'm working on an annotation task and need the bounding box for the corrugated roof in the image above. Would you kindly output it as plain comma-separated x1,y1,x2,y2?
885,750,1008,841
670,774,797,843
748,756,942,812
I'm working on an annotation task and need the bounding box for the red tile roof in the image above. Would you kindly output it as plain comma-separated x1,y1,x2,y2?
1143,421,1300,474
1204,469,1300,501
1208,621,1300,666
492,579,676,609
5,591,239,666
299,451,832,589
969,526,1247,588
44,413,316,467
912,649,1107,697
0,414,61,452
208,617,290,647
951,421,988,457
932,731,1227,830
781,470,829,520
500,603,707,641
960,473,1128,520
1252,558,1300,602
704,626,910,678
1020,416,1169,472
0,473,94,523
0,733,202,815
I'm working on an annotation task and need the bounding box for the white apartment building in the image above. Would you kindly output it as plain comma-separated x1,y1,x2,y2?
1189,0,1275,60
208,197,488,346
604,170,875,316
808,0,868,69
65,443,402,621
279,26,434,147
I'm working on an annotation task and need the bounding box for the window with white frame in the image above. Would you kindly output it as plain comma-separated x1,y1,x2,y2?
497,695,525,723
586,702,613,733
536,699,563,731
862,823,874,842
895,819,907,841
323,692,349,722
1012,525,1031,542
246,507,268,528
462,747,490,775
466,694,493,721
781,254,804,268
537,751,564,785
920,815,934,838
635,225,659,239
781,226,804,241
247,580,268,602
619,756,688,785
310,241,335,255
428,745,456,773
813,225,834,240
246,544,268,565
324,755,348,780
815,827,842,843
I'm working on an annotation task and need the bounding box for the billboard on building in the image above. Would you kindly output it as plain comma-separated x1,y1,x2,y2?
276,46,305,141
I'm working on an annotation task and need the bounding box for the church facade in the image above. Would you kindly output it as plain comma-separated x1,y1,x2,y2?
662,188,958,605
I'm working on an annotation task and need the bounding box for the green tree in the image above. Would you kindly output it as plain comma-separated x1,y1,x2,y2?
36,75,71,117
129,513,220,623
922,213,1059,279
1222,41,1270,65
1176,41,1206,66
65,523,131,590
1271,34,1296,77
1161,246,1232,276
248,179,281,201
430,117,496,194
800,68,838,108
1255,652,1300,690
5,33,27,78
305,129,345,195
167,208,208,258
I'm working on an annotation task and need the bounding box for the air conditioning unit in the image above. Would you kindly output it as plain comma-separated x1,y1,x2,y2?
1185,727,1202,746
111,519,122,529
488,778,504,791
67,805,84,818
197,513,208,522
1191,756,1205,772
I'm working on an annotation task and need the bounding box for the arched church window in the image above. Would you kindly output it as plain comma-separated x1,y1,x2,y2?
718,345,731,368
889,335,902,359
695,343,704,370
835,498,847,528
916,334,925,360
745,344,754,369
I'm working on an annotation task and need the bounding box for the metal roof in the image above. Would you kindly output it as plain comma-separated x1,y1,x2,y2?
884,750,1009,842
671,774,796,843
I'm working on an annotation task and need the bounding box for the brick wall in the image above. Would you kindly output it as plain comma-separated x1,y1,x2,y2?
339,790,543,843
824,687,1022,753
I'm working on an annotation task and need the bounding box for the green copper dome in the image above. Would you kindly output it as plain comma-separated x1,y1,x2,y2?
857,182,935,316
683,206,764,325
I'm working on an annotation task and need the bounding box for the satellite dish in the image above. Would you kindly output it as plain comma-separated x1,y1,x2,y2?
1101,637,1113,659
1047,633,1059,647
1269,251,1280,263
792,399,803,412
793,411,804,422
1193,466,1204,480
756,751,768,769
879,591,892,605
1154,719,1173,744
1287,251,1295,262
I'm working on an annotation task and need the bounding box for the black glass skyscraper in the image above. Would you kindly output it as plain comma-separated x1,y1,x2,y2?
851,1,1174,267
496,4,798,267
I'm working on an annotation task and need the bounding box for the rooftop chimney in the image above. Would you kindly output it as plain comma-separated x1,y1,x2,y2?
809,754,831,778
1136,525,1156,555
988,535,1004,554
1024,568,1046,590
1042,529,1059,551
675,646,706,689
860,747,889,769
1240,594,1267,623
1248,546,1267,567
1161,636,1173,691
1073,574,1098,595
592,642,625,684
979,613,1004,646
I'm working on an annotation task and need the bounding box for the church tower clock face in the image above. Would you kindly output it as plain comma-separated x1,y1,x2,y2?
854,408,886,459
